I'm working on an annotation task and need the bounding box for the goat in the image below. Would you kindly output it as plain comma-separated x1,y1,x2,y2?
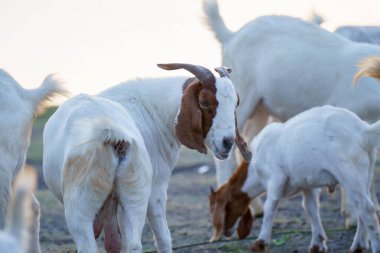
0,166,40,253
210,105,380,253
43,94,153,253
203,0,380,226
0,69,66,252
43,63,250,253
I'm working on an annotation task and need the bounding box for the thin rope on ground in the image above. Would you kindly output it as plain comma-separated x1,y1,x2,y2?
143,227,356,252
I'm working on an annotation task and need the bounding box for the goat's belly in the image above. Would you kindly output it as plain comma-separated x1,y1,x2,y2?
286,170,338,194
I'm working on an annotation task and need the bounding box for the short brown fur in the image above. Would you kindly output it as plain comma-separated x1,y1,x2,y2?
176,79,218,154
209,161,253,241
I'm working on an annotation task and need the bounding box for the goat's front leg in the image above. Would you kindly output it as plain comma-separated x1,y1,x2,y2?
251,179,285,252
302,189,327,253
147,182,172,253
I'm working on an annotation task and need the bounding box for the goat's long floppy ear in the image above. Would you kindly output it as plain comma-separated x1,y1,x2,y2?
210,200,227,242
235,113,252,161
175,80,207,154
237,208,253,239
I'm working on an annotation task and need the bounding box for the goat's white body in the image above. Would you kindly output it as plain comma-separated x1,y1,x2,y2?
203,0,380,221
44,74,239,252
98,78,184,252
43,94,153,253
0,69,64,253
242,106,380,252
335,26,380,45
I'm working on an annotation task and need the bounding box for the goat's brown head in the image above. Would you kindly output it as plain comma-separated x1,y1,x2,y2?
209,161,253,242
157,63,251,161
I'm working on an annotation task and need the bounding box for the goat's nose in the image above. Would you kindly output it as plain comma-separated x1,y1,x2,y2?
222,137,234,151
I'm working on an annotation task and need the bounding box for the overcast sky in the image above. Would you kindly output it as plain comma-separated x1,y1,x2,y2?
1,0,379,98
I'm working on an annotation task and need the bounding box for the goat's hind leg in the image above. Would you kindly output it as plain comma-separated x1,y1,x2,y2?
302,189,327,253
64,188,108,253
63,178,113,253
341,179,380,252
118,184,150,253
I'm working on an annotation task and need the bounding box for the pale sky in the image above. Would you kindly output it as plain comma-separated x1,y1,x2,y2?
0,0,379,99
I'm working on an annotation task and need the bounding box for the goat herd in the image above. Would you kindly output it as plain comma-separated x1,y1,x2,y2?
2,0,380,252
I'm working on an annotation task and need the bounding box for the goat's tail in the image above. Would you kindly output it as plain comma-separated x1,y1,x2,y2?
27,74,69,117
353,56,380,84
62,117,132,193
73,117,131,150
5,166,38,252
202,0,234,44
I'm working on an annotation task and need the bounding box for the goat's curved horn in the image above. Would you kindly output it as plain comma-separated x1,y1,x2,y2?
157,63,216,90
214,66,232,78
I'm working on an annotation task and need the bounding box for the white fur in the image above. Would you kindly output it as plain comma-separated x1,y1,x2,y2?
97,74,238,252
240,105,380,252
0,69,65,252
334,26,380,45
0,167,40,253
43,94,153,253
203,0,380,222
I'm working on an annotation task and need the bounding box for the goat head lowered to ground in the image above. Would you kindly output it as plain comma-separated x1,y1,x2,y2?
210,105,380,253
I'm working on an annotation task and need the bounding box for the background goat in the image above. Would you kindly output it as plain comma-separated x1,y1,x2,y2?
0,69,66,252
203,0,380,226
210,105,380,253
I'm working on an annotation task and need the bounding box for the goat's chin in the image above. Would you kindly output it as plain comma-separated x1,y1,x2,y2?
208,142,230,160
214,152,229,160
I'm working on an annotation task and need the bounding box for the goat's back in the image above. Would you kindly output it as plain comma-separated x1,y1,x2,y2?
220,15,380,122
251,106,370,188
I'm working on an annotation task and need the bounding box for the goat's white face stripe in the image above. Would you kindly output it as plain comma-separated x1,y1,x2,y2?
204,77,238,159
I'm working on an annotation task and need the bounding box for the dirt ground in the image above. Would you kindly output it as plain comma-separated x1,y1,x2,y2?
33,159,371,253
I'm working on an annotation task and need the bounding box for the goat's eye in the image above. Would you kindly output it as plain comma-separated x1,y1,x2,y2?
200,100,210,108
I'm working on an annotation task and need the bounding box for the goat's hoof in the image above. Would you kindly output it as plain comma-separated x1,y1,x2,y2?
309,245,327,253
250,239,267,252
349,247,365,253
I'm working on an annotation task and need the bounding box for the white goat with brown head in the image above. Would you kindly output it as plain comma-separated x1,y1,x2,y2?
210,104,380,253
43,63,250,253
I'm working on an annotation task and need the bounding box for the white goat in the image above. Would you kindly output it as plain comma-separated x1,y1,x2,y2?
43,63,250,253
0,166,40,253
0,69,66,252
210,105,380,253
203,0,380,225
335,26,380,45
43,94,153,253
